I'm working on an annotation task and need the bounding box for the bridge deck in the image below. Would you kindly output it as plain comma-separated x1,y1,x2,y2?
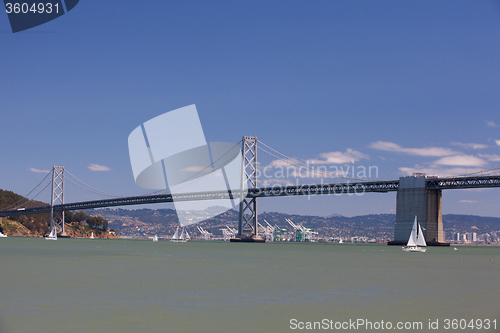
1,175,500,217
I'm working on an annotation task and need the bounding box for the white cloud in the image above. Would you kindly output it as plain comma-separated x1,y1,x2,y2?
478,154,500,162
495,140,500,146
307,149,369,165
369,141,458,157
433,155,487,167
180,166,209,173
451,142,488,150
269,159,297,167
88,163,112,171
487,121,499,127
459,200,478,203
260,178,294,186
398,166,484,177
29,167,50,173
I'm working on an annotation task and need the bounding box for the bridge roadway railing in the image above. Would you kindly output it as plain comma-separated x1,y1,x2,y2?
0,180,400,217
426,175,500,190
247,180,399,197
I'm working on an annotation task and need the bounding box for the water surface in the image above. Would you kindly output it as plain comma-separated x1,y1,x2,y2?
0,238,498,332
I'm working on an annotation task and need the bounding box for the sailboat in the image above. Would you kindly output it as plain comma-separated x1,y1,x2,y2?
90,232,94,239
152,234,158,242
402,216,427,252
170,226,190,242
45,228,57,241
182,229,191,242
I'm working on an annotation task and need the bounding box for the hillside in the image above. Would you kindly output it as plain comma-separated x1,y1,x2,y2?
86,207,500,241
0,189,51,235
0,189,114,238
3,187,499,241
0,218,34,236
0,217,119,239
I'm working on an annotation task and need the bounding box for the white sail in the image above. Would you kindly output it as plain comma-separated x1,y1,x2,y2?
416,223,427,247
45,228,57,240
172,227,179,240
170,226,189,242
402,216,427,252
406,216,418,247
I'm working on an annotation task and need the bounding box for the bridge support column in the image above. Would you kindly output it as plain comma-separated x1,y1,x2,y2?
388,174,449,246
231,136,264,243
49,166,66,236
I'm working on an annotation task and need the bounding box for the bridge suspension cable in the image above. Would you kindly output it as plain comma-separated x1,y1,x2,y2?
256,139,379,183
64,170,125,198
0,169,52,210
452,166,500,178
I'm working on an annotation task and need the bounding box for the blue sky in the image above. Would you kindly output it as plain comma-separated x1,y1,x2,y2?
1,0,500,217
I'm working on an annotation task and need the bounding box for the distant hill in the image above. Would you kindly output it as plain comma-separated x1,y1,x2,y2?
3,187,499,240
442,214,500,235
326,213,344,218
87,208,500,240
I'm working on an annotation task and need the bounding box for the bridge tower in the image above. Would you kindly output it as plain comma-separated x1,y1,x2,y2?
389,174,448,246
49,166,66,236
231,136,264,242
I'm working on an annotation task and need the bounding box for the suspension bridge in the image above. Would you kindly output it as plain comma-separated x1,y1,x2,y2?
2,136,500,245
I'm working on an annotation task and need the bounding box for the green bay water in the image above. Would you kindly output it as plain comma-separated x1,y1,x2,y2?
0,238,498,333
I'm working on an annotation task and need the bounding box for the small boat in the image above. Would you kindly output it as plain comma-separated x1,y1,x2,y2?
0,232,7,238
339,238,343,244
454,247,457,251
152,234,158,242
45,228,57,241
90,232,94,239
402,216,426,252
170,226,190,242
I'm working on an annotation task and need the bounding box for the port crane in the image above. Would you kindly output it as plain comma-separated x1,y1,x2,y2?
197,226,213,240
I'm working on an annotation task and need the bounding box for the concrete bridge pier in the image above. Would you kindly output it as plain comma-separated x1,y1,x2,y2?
388,174,449,246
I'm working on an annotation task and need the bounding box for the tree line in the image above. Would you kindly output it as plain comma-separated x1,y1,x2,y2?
64,211,108,230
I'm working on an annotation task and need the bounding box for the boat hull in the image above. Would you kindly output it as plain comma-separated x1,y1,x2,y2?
402,246,427,252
